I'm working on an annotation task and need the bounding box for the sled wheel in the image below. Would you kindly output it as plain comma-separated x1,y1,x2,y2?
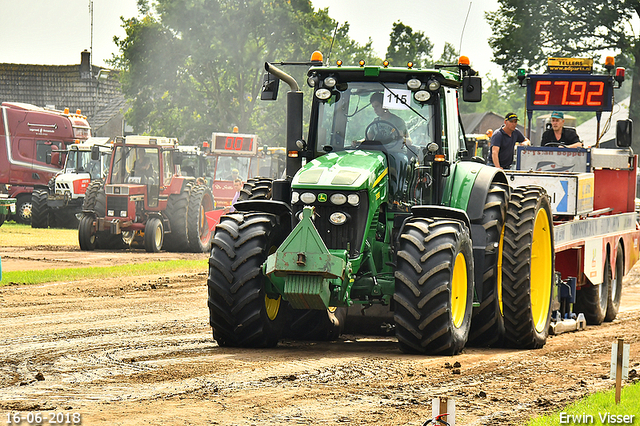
605,243,624,321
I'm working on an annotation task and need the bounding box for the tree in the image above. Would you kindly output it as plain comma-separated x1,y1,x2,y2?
110,0,375,145
438,42,460,65
487,0,640,148
385,21,433,67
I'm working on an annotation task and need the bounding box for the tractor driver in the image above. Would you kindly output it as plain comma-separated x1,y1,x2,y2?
135,156,156,184
366,92,411,146
366,92,412,208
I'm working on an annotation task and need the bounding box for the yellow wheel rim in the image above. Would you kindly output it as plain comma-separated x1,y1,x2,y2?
265,294,281,321
497,225,505,315
451,252,468,328
154,223,163,248
530,208,553,333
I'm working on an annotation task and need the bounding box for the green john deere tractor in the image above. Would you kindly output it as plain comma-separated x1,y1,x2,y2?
207,55,555,355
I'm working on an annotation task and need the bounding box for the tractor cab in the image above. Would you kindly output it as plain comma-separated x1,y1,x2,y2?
296,60,480,214
107,136,178,209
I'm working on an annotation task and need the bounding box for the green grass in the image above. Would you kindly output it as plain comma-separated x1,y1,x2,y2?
0,222,79,246
0,223,210,285
0,259,208,286
526,382,640,425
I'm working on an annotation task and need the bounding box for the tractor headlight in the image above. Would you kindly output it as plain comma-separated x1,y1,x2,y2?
407,78,421,90
330,193,347,205
329,212,348,225
427,142,439,153
300,192,316,204
107,210,115,216
414,90,431,102
291,191,300,204
427,79,441,91
347,193,360,206
323,76,337,88
315,88,332,100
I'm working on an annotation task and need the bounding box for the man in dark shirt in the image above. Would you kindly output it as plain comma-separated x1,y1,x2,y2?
541,111,583,148
488,112,530,170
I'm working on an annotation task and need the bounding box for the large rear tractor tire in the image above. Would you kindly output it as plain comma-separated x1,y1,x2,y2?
187,183,215,253
82,178,104,213
207,212,287,347
30,189,50,229
605,243,624,321
283,307,347,341
394,218,474,355
144,217,164,253
78,215,97,251
163,183,191,252
468,182,509,347
501,186,555,349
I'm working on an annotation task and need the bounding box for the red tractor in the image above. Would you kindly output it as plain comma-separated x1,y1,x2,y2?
78,136,214,252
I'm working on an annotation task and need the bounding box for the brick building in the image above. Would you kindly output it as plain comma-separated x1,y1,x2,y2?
0,50,129,137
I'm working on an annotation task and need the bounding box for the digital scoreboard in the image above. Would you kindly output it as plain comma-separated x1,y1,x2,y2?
211,132,258,155
526,74,614,112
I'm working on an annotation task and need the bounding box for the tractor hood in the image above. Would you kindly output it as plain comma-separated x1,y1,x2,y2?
292,149,388,191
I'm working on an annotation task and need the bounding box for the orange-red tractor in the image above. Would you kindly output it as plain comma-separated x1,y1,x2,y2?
79,136,214,252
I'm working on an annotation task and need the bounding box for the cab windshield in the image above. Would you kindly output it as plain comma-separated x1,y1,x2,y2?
110,146,160,185
313,82,436,154
66,150,108,180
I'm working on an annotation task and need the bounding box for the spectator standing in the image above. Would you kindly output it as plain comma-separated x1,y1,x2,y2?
488,112,530,170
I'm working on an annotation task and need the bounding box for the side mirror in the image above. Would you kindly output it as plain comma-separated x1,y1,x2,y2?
173,150,183,165
46,152,52,165
49,151,60,166
260,72,280,101
91,145,101,161
616,119,633,147
462,76,482,102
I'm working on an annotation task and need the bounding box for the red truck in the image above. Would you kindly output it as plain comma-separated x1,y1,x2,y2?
0,102,91,223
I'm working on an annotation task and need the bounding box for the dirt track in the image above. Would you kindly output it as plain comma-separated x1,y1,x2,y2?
0,244,639,426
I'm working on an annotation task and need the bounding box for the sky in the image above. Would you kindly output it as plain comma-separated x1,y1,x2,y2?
313,0,502,77
0,0,501,77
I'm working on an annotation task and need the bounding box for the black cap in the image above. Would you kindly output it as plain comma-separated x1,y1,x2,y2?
505,112,518,122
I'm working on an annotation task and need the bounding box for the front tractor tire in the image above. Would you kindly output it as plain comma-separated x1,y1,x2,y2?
144,217,164,252
207,212,288,347
394,218,474,355
501,186,555,349
78,215,97,251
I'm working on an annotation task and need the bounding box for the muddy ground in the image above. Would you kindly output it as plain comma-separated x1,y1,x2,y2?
0,244,639,426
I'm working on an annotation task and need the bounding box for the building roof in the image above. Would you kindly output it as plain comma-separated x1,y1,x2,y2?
576,97,629,147
461,111,493,133
0,53,123,127
90,97,128,129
